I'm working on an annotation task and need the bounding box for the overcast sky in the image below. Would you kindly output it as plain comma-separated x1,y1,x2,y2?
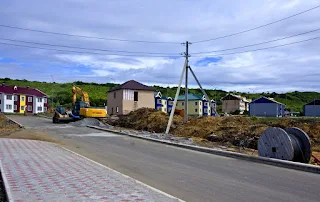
0,0,319,93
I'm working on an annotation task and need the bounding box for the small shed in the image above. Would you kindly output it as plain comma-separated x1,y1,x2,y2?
303,99,320,117
249,96,285,117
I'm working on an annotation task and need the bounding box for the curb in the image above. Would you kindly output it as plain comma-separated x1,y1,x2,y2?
2,114,24,128
88,125,320,174
0,160,13,202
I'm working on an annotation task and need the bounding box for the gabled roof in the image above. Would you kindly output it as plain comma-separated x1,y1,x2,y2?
0,84,48,97
178,93,202,101
304,99,320,106
154,91,162,98
250,96,284,105
221,94,249,102
108,80,154,92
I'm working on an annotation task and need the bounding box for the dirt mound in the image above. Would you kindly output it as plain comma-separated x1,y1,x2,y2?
70,118,108,128
116,108,183,133
0,113,21,136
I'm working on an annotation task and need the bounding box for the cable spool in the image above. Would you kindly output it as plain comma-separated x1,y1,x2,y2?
258,127,311,163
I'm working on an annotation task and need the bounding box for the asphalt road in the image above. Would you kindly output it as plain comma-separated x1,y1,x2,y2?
8,116,320,202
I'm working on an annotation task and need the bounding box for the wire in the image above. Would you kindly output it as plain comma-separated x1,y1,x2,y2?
192,4,320,44
0,37,179,55
0,42,182,58
191,36,319,57
0,24,181,44
192,28,320,54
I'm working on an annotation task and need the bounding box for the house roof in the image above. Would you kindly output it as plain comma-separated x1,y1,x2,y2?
178,93,202,101
0,84,48,97
250,96,284,105
304,99,320,106
221,94,250,102
108,80,154,92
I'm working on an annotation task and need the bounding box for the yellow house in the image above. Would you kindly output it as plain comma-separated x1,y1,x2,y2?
176,93,211,117
20,94,26,113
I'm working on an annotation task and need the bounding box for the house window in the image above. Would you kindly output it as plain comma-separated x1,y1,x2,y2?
6,104,12,110
14,105,17,110
134,92,138,101
111,107,114,114
21,96,25,101
157,99,162,104
195,102,198,105
164,101,167,105
182,102,184,106
28,105,32,111
44,107,47,112
200,102,202,106
21,106,24,111
28,97,32,102
37,98,42,102
204,108,208,113
44,98,47,103
157,106,161,110
200,108,202,112
114,92,116,99
14,95,17,101
169,101,173,105
195,108,198,112
116,106,119,113
37,106,43,111
204,102,208,106
6,95,12,100
164,108,166,112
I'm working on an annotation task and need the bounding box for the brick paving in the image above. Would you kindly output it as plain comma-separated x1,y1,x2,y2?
0,139,181,202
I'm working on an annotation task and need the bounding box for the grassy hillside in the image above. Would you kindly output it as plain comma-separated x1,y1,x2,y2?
1,78,320,113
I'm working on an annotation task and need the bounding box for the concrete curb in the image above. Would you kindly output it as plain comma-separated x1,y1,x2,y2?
2,114,24,128
0,160,13,202
88,125,320,174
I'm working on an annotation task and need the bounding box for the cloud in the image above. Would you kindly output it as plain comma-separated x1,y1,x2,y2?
0,0,320,93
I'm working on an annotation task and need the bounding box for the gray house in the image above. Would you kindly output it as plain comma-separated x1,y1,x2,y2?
304,99,320,117
249,96,285,117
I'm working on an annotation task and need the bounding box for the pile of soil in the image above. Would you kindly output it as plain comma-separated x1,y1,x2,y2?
0,113,21,136
70,118,110,128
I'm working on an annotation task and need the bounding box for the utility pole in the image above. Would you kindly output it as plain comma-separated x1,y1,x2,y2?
51,75,54,110
184,41,189,123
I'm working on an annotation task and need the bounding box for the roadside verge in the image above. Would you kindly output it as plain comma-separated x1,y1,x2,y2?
87,125,320,174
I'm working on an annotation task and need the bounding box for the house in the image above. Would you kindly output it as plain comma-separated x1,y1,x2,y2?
221,94,250,114
107,80,154,115
303,99,320,117
154,91,173,114
249,96,285,117
0,84,48,114
210,100,217,116
176,93,216,117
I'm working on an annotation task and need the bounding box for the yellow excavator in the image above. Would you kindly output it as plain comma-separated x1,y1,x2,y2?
71,84,107,118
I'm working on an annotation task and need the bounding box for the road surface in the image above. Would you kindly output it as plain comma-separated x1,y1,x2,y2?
8,116,320,202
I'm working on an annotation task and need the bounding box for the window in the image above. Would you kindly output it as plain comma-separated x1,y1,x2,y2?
21,96,25,101
6,104,12,110
6,95,12,100
134,92,138,101
114,92,116,99
169,101,173,105
21,106,24,110
28,105,32,111
14,105,17,110
157,99,162,104
164,108,167,112
200,108,202,112
28,97,32,102
195,102,198,105
44,107,47,112
182,102,184,106
37,98,42,102
157,106,161,110
195,108,198,112
204,102,208,106
44,98,47,103
111,107,114,114
200,102,202,106
204,108,208,113
14,95,17,101
37,106,43,111
116,106,119,113
164,101,167,105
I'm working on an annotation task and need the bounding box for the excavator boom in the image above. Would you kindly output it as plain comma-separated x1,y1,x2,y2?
72,85,90,106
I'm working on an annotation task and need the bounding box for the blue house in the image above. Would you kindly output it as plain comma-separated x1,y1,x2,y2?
249,96,285,117
154,91,173,114
211,100,217,116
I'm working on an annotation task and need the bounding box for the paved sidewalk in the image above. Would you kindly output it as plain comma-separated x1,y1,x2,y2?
0,139,181,202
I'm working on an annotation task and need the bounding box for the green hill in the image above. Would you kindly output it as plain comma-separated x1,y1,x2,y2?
1,78,319,113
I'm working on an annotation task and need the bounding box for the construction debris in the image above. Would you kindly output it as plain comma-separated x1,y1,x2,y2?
70,118,113,128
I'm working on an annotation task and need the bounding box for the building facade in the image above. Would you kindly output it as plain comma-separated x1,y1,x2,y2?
107,80,155,115
303,99,320,117
0,84,48,114
221,94,250,114
249,96,285,117
154,92,173,114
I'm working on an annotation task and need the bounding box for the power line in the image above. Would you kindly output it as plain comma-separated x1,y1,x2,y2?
192,28,320,54
0,37,179,55
191,36,319,57
0,42,182,58
0,24,181,44
192,4,320,44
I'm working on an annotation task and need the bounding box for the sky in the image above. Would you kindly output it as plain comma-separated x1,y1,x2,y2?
0,0,319,93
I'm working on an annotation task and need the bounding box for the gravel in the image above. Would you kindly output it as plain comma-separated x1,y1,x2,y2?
70,118,113,128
